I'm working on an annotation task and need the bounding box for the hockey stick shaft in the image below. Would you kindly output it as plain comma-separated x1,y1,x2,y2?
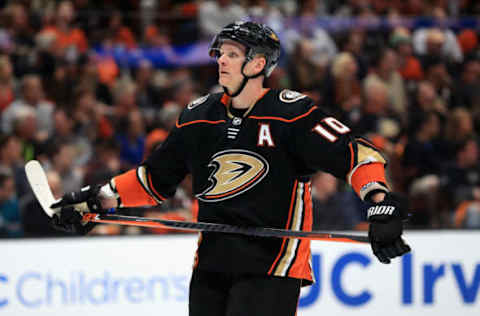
24,160,368,244
82,213,369,244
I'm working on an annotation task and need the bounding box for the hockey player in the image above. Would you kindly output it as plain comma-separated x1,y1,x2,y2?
50,21,410,316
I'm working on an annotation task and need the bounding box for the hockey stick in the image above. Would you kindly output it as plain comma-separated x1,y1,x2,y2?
82,213,369,243
25,160,369,244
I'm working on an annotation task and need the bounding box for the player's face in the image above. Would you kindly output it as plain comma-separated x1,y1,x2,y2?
216,42,246,90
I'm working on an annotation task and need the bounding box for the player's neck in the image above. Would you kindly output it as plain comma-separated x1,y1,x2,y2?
230,80,268,110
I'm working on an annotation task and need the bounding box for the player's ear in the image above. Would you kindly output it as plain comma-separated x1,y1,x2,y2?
247,55,266,76
255,56,266,72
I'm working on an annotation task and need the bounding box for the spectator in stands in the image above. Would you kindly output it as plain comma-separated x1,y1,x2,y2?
111,78,138,129
76,54,113,105
402,111,443,189
157,101,182,131
0,133,28,198
83,139,122,186
116,110,146,168
0,170,22,237
423,56,452,104
390,27,424,82
287,39,325,96
1,3,36,77
443,107,476,160
283,0,338,65
0,55,17,112
410,80,447,121
170,77,198,112
198,0,246,39
414,27,463,65
2,74,54,141
453,199,480,228
49,107,92,166
40,0,88,61
334,0,371,17
72,86,111,141
311,171,365,230
135,59,159,110
412,7,463,64
143,24,171,48
246,0,283,34
450,57,480,110
322,52,362,126
48,140,84,193
364,47,408,121
42,58,74,107
340,30,368,80
11,106,39,162
355,78,401,140
106,10,137,49
457,29,478,57
442,138,480,206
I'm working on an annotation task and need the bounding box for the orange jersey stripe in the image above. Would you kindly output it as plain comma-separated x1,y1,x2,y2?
357,137,379,149
350,162,387,197
268,180,298,275
250,106,318,123
114,169,157,207
176,119,226,128
287,182,313,281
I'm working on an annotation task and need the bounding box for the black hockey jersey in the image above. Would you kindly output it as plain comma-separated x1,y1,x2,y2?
113,89,388,283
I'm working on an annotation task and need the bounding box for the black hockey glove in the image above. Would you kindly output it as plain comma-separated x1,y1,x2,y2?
51,185,104,213
367,192,411,264
50,206,96,235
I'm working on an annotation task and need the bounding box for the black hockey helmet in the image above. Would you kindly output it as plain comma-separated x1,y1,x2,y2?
209,21,281,77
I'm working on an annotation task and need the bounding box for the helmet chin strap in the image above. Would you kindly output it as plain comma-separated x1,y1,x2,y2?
222,58,264,98
222,76,248,98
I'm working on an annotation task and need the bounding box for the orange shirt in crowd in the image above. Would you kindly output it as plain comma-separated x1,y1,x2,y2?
399,56,424,81
114,27,137,49
0,85,14,112
42,26,89,54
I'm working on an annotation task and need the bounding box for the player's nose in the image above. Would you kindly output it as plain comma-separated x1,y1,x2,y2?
217,53,228,65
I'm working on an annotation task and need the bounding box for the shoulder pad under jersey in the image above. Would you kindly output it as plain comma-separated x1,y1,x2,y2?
177,93,223,126
187,94,210,110
255,89,315,121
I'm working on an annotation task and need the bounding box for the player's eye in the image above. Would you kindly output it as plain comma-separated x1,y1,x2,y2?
217,51,239,60
227,51,239,58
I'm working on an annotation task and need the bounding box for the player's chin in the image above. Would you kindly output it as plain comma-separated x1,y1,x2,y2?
218,75,227,83
219,77,232,87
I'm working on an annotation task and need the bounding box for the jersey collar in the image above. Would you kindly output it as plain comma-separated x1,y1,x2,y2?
221,88,271,119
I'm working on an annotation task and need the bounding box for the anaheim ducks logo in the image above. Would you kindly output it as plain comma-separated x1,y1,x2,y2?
197,149,269,202
279,89,306,103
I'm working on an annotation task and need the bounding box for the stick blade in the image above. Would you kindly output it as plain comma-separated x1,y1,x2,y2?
25,160,57,217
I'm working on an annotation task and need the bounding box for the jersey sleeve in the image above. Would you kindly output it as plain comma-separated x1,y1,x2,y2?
289,105,389,201
111,124,189,207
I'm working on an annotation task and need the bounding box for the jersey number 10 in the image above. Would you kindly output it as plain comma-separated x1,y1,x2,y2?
313,117,351,142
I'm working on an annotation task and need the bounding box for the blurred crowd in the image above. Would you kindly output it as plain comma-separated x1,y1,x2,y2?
1,0,480,238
